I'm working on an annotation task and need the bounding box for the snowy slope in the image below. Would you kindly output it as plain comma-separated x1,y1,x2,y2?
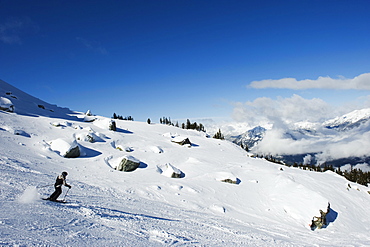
0,79,76,118
1,80,370,246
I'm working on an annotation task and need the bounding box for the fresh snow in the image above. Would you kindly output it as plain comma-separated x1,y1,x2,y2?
1,79,370,246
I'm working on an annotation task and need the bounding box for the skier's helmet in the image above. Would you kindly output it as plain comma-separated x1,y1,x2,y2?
62,171,68,177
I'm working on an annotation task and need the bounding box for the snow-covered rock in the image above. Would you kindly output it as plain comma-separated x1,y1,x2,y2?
115,155,140,172
48,138,80,158
93,118,116,131
85,109,93,116
0,96,14,112
158,163,183,178
75,131,103,143
171,136,192,147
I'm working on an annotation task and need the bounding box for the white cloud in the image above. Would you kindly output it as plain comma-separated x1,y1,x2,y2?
249,73,370,90
315,130,370,163
0,17,39,44
252,128,324,156
232,94,333,126
303,154,312,165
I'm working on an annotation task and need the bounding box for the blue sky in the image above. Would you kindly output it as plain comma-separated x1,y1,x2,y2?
1,0,370,124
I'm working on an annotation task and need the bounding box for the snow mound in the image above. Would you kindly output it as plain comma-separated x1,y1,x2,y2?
209,204,226,213
150,146,164,153
214,172,240,184
267,173,329,227
163,132,179,138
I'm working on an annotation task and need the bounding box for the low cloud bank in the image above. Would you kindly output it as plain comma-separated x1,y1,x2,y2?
231,95,370,163
252,121,370,164
249,73,370,90
232,94,334,126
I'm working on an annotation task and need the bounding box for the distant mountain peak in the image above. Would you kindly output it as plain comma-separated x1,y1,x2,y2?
227,125,266,149
324,108,370,131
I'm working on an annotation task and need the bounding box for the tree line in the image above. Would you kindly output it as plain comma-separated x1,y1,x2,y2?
159,117,206,132
253,154,370,187
112,113,134,121
112,114,227,139
159,117,226,139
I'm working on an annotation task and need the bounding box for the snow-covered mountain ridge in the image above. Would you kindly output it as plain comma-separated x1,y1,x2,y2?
324,108,370,131
227,108,370,168
226,126,266,150
1,79,370,246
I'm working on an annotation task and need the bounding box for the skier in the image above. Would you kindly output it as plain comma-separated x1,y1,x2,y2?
46,171,71,201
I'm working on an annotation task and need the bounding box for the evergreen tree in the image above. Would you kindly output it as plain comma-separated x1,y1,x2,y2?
186,119,191,129
213,129,224,140
336,166,342,176
147,118,151,124
199,123,205,132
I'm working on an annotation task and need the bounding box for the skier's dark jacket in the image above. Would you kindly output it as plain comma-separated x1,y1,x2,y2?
55,175,70,188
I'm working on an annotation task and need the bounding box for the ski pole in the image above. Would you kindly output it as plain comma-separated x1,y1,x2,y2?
63,187,70,201
36,184,53,188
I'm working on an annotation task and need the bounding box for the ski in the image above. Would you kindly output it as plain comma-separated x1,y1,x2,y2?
42,198,68,203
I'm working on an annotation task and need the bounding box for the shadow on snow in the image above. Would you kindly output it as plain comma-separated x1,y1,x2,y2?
62,203,179,222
